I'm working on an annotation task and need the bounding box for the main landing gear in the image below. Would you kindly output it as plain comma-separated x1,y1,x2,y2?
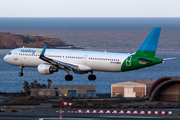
64,70,96,81
88,71,96,81
19,66,24,76
65,75,73,81
65,69,73,81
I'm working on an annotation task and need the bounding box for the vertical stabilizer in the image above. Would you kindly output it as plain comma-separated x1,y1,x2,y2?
135,27,161,57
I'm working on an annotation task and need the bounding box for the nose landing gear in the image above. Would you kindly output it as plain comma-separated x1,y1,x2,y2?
19,66,24,76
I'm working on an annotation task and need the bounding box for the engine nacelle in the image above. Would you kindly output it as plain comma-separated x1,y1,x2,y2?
37,64,58,75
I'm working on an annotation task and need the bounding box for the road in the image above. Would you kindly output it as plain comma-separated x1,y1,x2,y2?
1,97,180,119
0,112,180,120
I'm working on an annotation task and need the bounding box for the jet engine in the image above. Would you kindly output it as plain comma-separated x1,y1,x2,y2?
37,64,58,75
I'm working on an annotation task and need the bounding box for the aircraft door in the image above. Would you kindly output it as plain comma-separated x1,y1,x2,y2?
83,55,88,64
45,51,50,57
14,50,19,60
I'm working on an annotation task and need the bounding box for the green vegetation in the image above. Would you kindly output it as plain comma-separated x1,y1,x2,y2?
47,79,52,88
0,79,53,97
23,81,30,96
0,97,40,105
11,109,18,112
1,95,180,112
51,99,180,109
2,96,180,109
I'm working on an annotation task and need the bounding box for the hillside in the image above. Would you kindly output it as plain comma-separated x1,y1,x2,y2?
0,32,68,49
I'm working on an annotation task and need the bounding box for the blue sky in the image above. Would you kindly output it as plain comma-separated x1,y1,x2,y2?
0,0,179,17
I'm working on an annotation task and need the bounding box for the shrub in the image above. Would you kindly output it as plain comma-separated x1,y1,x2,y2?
51,104,60,108
118,98,127,103
11,109,18,112
2,97,40,105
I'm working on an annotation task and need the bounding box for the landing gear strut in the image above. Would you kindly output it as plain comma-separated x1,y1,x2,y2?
64,69,73,81
88,71,96,81
19,66,24,76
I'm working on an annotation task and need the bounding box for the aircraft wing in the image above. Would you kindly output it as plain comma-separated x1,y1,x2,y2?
39,44,80,71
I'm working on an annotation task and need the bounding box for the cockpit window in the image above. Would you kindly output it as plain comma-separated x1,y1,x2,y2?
8,52,11,55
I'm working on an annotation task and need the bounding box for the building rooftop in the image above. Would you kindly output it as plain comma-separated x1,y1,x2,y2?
131,79,156,84
112,81,145,85
52,85,95,87
112,79,157,85
51,85,96,89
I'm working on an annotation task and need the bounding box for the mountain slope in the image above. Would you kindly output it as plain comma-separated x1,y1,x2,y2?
0,32,67,49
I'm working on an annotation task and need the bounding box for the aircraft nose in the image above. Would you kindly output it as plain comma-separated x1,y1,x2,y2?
3,55,8,63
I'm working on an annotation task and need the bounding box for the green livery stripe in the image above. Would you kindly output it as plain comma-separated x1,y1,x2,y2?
121,54,162,72
135,50,156,57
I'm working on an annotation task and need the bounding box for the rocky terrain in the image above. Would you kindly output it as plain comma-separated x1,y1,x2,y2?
0,32,68,49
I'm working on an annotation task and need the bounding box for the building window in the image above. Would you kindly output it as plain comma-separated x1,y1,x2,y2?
46,91,51,95
39,91,43,95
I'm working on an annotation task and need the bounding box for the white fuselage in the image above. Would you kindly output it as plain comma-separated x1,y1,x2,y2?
4,48,131,72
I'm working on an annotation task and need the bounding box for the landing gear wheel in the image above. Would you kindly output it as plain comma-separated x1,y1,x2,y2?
19,66,24,77
19,72,23,76
65,75,73,81
88,75,96,81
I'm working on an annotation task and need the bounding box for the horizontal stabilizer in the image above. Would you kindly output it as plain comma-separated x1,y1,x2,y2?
137,56,157,61
163,57,177,61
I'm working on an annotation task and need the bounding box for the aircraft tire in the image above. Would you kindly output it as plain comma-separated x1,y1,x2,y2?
19,72,23,76
88,75,96,81
88,75,92,81
65,75,73,81
69,75,73,81
92,75,96,80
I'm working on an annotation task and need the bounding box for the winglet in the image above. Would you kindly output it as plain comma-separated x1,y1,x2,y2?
135,27,161,57
40,44,47,57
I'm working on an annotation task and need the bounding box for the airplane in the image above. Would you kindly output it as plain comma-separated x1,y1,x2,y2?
3,27,173,81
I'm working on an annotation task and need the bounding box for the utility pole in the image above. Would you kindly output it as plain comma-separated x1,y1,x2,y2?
59,94,74,120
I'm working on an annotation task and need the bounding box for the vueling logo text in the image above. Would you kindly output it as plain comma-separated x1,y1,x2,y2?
20,49,42,54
